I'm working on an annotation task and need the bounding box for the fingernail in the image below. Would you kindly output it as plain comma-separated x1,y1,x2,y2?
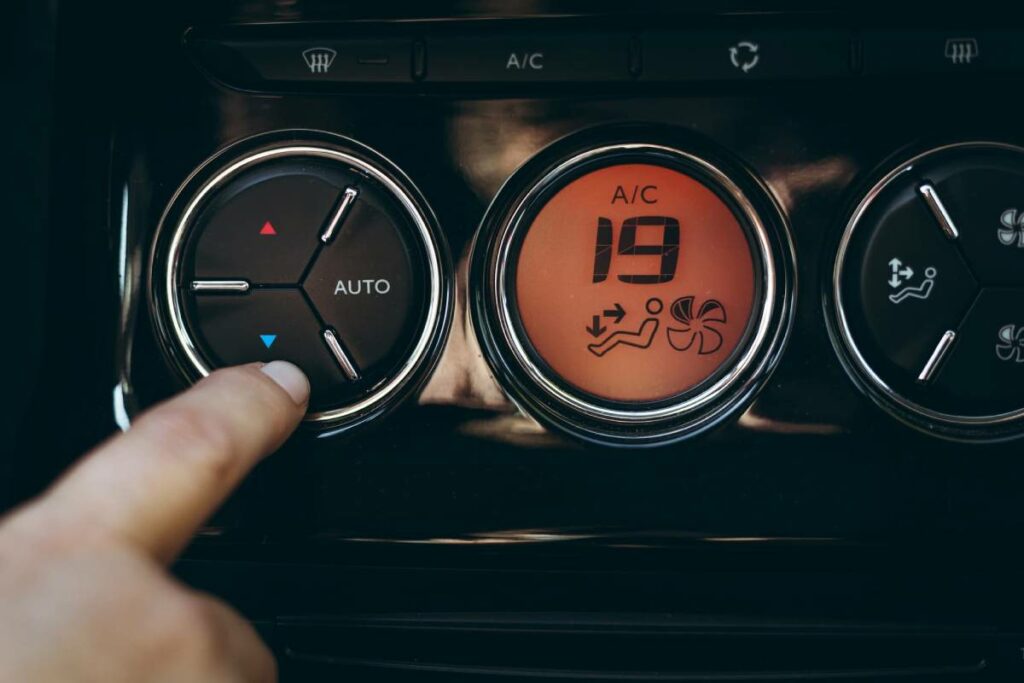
260,361,310,406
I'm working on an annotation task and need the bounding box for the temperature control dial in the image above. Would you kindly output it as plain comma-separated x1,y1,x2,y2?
472,135,794,446
150,133,451,431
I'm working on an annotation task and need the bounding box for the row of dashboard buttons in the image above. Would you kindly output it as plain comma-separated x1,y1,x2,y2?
155,133,1024,444
190,29,1024,88
154,132,787,445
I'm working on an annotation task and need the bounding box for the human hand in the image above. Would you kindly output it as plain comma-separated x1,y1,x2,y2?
0,362,309,683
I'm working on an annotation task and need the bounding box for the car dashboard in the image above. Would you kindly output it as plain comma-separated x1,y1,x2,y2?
8,1,1024,680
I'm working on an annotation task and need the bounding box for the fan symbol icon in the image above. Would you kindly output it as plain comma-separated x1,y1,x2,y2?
996,324,1024,363
998,208,1024,248
666,297,728,355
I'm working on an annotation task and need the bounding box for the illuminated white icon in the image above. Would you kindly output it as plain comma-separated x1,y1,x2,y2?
996,324,1024,363
887,259,937,305
728,41,760,74
944,38,979,65
333,279,391,296
506,52,544,71
998,208,1024,248
887,257,914,288
303,47,337,74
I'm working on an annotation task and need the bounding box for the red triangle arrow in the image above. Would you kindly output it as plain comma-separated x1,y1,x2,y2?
259,221,277,236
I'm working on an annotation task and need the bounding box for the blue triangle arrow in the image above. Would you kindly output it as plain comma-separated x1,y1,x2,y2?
260,334,277,349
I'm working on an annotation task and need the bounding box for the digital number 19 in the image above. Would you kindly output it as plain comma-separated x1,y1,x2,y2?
592,216,680,284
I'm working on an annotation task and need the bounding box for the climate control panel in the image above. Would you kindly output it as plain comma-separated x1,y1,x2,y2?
149,134,451,431
146,128,1024,446
831,143,1024,440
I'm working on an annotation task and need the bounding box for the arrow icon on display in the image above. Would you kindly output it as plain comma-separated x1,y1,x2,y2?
586,315,607,338
260,334,278,349
602,303,626,324
887,258,914,288
260,221,278,236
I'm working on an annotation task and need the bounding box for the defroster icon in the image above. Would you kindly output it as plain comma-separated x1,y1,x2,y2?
303,47,337,74
944,38,979,65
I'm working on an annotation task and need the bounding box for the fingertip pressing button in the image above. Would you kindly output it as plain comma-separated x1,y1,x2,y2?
260,360,311,406
190,288,354,408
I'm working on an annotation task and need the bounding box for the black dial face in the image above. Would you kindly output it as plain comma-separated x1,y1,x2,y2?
834,143,1024,434
153,136,449,429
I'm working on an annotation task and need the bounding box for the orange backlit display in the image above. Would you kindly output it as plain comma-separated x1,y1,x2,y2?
514,163,758,403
